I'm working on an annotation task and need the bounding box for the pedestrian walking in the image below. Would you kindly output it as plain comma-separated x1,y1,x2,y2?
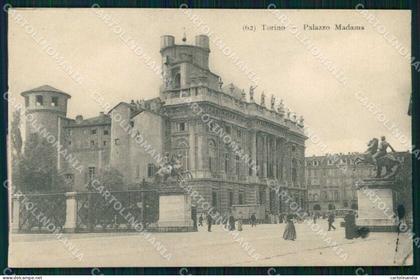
328,212,336,231
313,213,317,224
237,215,243,231
283,214,296,241
250,213,257,227
228,213,236,231
198,214,203,227
223,214,229,229
206,213,213,232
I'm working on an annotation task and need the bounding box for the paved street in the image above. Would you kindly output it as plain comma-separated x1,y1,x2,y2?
9,219,413,267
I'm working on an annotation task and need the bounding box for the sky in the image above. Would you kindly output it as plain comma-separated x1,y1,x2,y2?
8,8,412,156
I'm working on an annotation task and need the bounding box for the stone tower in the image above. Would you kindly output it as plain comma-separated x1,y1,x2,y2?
21,85,71,141
160,34,221,95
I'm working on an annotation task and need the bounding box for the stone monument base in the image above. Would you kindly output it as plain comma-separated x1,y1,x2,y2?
356,178,399,232
149,188,195,232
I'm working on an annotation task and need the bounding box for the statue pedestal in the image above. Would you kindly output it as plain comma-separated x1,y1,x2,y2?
149,185,195,232
356,179,399,232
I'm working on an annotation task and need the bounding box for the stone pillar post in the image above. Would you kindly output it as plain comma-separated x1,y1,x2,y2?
63,192,78,233
11,193,22,233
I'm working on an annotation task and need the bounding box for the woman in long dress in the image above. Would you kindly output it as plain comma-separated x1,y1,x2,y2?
283,214,296,241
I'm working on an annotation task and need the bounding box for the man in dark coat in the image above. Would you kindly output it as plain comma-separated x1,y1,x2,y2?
198,214,203,227
250,213,257,227
328,212,336,231
206,213,213,232
228,214,236,231
344,211,357,239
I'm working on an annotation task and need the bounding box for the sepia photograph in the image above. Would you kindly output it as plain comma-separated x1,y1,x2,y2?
5,7,413,269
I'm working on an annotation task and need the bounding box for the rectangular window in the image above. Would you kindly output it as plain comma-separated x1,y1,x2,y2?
147,164,155,177
130,121,134,128
179,122,186,131
224,153,230,174
239,192,244,205
259,190,265,205
212,191,217,207
51,96,58,107
36,95,43,106
104,130,109,135
235,155,240,175
103,140,107,146
91,129,97,135
88,167,96,181
225,126,231,134
228,191,234,207
90,140,95,147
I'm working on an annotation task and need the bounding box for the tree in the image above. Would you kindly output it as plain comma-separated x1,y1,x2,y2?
10,110,23,193
95,166,124,191
18,133,65,193
10,109,23,159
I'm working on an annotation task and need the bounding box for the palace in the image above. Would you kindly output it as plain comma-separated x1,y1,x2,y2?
21,34,307,216
305,151,410,214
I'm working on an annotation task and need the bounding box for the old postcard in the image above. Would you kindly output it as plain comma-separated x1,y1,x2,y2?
7,8,412,267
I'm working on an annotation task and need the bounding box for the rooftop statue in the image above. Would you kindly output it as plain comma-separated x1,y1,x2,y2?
260,91,266,107
249,85,257,102
241,89,246,100
277,99,285,115
354,136,401,179
271,95,276,110
286,108,291,119
298,115,304,126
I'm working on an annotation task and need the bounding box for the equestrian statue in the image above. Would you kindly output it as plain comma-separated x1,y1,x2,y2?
154,152,193,183
354,136,401,179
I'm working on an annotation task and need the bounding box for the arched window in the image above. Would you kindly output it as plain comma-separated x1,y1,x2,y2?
208,139,217,172
313,204,321,211
174,73,181,88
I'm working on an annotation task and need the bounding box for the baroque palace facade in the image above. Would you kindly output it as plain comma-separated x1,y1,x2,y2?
21,34,307,215
305,152,410,214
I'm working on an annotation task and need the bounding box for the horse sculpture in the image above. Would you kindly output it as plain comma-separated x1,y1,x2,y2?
354,138,401,179
154,154,193,183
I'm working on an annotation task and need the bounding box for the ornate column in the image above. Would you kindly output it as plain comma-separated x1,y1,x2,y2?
263,134,267,178
273,137,278,179
250,129,257,177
